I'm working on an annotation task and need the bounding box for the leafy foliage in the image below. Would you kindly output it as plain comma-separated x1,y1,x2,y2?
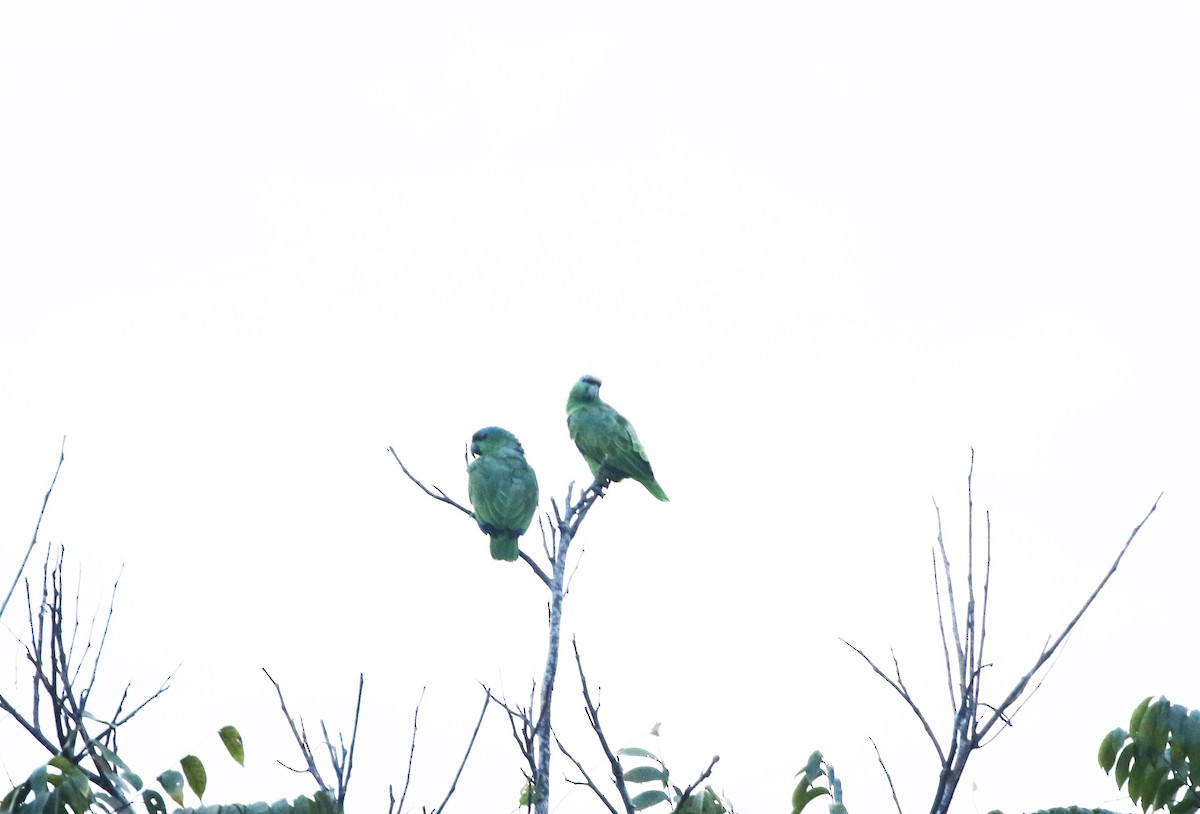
173,791,339,814
791,751,847,814
1099,696,1200,814
1,757,93,814
617,728,733,813
3,725,247,814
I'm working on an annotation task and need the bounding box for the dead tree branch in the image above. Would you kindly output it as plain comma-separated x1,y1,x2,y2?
2,542,172,812
430,687,490,814
388,687,425,814
870,736,903,814
843,451,1160,814
2,437,65,623
572,639,636,813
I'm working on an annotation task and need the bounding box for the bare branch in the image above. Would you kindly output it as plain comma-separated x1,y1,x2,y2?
82,566,124,707
672,756,719,813
520,548,552,588
974,493,1161,743
390,687,425,814
387,447,474,517
263,668,330,794
973,510,993,740
840,638,946,765
2,438,65,623
930,549,956,716
335,673,364,809
931,498,966,697
555,735,623,814
494,694,538,803
870,736,903,814
432,686,490,814
573,639,636,813
963,449,977,723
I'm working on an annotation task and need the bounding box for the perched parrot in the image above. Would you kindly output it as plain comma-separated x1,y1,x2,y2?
467,426,539,562
566,375,669,501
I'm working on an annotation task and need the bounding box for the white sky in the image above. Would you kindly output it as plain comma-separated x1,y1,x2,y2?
2,3,1198,813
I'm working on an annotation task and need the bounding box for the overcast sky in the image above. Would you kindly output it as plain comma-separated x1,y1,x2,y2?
2,3,1198,813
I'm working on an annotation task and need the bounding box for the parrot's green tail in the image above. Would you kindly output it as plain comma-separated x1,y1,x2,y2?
642,478,669,502
490,535,520,562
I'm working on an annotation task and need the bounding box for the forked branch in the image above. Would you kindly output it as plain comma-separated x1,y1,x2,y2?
844,451,1160,814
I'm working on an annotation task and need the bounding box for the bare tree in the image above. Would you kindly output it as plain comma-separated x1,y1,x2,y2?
843,450,1160,814
1,542,174,813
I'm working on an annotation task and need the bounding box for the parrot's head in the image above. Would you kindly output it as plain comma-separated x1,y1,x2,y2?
470,426,524,457
570,374,602,404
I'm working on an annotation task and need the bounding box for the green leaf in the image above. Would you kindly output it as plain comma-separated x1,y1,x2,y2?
803,750,824,781
631,789,670,810
620,747,661,761
1145,697,1172,754
1181,711,1200,766
1140,762,1168,808
219,725,246,766
158,770,186,806
94,742,144,791
519,782,537,806
1168,704,1189,740
181,755,207,800
1099,728,1128,773
312,790,338,814
1114,742,1136,789
791,785,830,814
1153,776,1184,809
1131,696,1155,736
143,790,168,814
650,722,661,737
58,771,92,814
1,782,33,814
624,766,666,784
700,787,726,814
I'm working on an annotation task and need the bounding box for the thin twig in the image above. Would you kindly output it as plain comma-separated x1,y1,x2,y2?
573,639,636,812
974,494,1161,743
432,687,490,814
83,566,124,707
387,447,474,517
672,756,719,813
840,639,946,765
932,498,966,697
963,450,977,730
1,438,65,623
870,737,903,814
263,668,329,794
337,674,364,809
930,548,956,715
974,510,993,740
392,687,425,814
555,735,622,814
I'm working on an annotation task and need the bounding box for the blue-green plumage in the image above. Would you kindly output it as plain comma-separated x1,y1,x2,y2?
467,427,539,562
566,375,669,501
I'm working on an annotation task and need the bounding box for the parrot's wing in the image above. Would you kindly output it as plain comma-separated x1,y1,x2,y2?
469,452,539,534
570,404,656,483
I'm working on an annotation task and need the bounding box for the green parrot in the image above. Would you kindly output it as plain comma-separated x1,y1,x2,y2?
566,375,669,501
467,426,539,562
